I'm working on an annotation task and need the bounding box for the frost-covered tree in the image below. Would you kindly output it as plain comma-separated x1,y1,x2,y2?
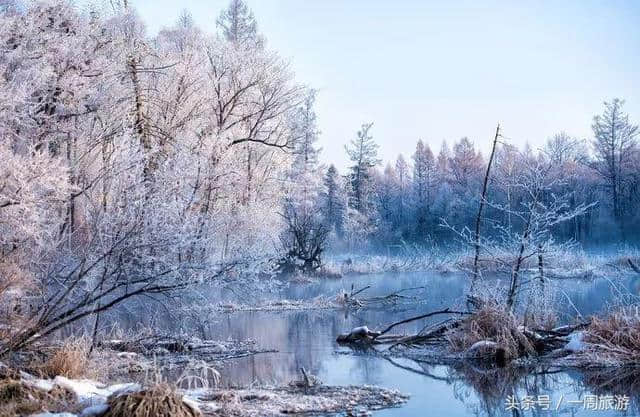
412,140,437,239
393,154,411,236
345,122,380,213
289,90,321,189
216,0,261,47
320,165,346,237
0,0,307,351
544,133,596,241
278,90,328,273
374,163,398,240
448,137,483,190
444,147,593,310
591,99,638,228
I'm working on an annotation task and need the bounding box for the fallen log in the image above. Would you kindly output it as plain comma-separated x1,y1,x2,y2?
534,321,590,337
388,319,463,349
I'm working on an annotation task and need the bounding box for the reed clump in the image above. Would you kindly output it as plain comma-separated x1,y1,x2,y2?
584,309,640,362
447,304,534,360
0,378,74,417
36,337,91,379
103,383,200,417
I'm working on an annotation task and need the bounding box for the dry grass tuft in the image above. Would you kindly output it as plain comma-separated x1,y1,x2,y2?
0,378,75,417
584,309,640,362
103,383,200,417
36,337,91,379
448,304,534,360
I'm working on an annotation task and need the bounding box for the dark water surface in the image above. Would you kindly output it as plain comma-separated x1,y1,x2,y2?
123,272,640,416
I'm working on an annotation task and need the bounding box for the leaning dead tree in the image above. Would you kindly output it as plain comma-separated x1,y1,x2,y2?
471,123,500,291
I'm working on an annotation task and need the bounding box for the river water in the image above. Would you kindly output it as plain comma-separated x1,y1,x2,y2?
120,271,640,416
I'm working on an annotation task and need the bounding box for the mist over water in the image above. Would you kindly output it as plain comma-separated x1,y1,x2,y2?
113,271,639,416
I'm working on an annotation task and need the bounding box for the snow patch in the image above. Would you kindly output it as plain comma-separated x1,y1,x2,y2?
53,376,111,405
79,404,109,417
23,377,55,392
116,352,137,359
565,331,585,352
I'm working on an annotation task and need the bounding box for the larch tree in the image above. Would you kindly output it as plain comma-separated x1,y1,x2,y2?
591,99,638,230
448,137,483,190
412,140,437,239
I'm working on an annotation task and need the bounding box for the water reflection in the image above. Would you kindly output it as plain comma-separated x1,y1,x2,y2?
116,271,638,416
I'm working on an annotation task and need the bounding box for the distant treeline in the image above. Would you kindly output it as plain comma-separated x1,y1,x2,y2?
322,99,639,249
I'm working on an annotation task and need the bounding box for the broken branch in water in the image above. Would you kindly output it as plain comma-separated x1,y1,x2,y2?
628,258,640,274
350,284,371,298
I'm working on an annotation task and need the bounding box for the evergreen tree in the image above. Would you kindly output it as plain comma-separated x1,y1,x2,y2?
290,90,320,186
216,0,262,46
345,122,380,214
321,165,346,236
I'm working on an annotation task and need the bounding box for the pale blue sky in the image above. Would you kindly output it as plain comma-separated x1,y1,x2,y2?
131,0,640,169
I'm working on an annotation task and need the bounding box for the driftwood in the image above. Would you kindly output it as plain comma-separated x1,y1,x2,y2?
336,308,470,345
337,305,593,368
388,319,463,350
289,367,322,391
340,285,425,310
101,336,190,353
336,326,382,343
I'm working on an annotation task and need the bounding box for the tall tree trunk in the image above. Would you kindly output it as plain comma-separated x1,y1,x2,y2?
537,244,544,284
128,56,152,186
507,211,533,309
